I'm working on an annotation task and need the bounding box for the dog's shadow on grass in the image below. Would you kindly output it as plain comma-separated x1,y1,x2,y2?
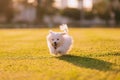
57,55,114,71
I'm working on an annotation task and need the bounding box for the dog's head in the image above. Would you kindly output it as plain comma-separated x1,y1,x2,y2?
47,30,66,49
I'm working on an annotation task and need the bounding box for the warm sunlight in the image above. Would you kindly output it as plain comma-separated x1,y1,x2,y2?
67,0,78,8
53,0,62,9
28,0,35,3
83,0,93,11
54,0,79,9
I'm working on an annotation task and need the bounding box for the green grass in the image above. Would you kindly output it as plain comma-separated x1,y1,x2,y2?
0,28,120,80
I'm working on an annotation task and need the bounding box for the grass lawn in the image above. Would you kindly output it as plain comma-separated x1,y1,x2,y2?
0,28,120,80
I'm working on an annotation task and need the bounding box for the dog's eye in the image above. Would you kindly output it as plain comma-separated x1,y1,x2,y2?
57,39,59,40
52,39,54,41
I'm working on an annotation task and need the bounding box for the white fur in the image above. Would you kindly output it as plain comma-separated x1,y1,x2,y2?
47,24,73,55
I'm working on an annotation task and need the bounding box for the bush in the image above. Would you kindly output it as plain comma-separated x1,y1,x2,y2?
61,8,80,20
84,11,95,20
113,9,120,24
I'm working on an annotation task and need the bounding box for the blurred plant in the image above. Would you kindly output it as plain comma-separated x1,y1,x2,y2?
113,9,120,24
93,0,111,24
0,0,14,22
36,0,57,23
61,8,80,21
84,11,95,20
110,0,120,24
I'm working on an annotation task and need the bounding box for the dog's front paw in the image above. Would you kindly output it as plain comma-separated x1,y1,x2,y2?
56,49,66,55
51,50,58,55
56,49,61,53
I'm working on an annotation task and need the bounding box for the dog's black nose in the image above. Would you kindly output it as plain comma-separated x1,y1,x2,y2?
54,42,57,45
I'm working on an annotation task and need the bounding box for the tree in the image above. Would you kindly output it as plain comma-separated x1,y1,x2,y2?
93,0,111,24
0,0,14,22
113,9,120,24
110,0,120,25
36,0,56,23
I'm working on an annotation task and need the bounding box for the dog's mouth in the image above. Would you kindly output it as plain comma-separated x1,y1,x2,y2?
52,42,57,49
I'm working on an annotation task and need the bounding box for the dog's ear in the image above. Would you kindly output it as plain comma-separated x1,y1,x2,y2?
60,32,66,35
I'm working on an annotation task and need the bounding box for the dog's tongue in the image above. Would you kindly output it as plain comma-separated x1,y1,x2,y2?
54,46,57,49
54,43,57,49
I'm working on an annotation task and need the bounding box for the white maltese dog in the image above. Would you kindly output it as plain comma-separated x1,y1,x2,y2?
47,24,73,55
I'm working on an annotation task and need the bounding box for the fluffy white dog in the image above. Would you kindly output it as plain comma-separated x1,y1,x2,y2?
47,24,73,55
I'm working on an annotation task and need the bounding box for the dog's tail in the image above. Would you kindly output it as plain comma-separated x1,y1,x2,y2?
60,24,68,33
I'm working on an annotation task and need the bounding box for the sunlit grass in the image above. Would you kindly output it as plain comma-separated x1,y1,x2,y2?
0,28,120,80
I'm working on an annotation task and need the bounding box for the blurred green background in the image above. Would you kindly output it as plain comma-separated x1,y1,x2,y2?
0,0,120,28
